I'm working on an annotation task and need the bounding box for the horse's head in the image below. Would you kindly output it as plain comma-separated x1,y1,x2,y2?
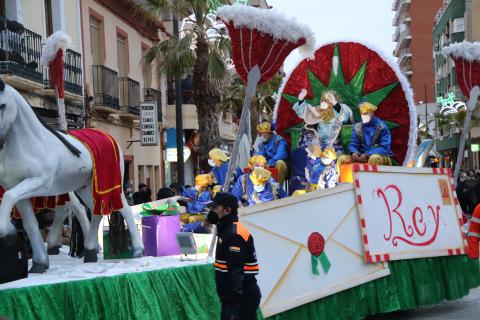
0,77,18,146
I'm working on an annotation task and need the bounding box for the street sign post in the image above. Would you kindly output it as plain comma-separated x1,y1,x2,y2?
140,101,159,146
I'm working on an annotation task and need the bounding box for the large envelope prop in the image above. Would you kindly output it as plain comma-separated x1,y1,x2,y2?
239,184,390,317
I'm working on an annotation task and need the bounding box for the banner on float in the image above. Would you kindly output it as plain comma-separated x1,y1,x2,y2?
353,165,468,262
239,184,390,318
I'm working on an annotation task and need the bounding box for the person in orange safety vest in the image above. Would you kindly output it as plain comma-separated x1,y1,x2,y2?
468,204,480,258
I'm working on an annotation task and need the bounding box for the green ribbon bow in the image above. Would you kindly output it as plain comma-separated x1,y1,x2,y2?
311,252,331,276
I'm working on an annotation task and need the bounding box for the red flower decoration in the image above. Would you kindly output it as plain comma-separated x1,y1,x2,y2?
443,42,480,98
451,58,480,97
275,42,415,165
308,232,325,257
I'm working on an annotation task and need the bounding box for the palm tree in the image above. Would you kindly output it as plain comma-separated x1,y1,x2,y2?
219,72,285,138
140,0,231,169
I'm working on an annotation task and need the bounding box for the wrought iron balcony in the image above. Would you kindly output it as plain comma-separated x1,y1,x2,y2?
63,49,83,95
119,77,140,116
0,18,43,83
43,49,83,96
144,87,163,122
92,65,119,110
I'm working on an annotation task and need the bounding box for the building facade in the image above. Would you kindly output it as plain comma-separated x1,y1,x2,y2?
433,0,466,100
0,0,83,129
393,0,443,139
433,0,480,169
393,0,443,103
80,0,167,198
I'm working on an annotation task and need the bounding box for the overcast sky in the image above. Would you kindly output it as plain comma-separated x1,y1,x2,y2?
267,0,397,73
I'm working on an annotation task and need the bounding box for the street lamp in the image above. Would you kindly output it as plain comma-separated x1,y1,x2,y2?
424,83,429,134
172,14,185,185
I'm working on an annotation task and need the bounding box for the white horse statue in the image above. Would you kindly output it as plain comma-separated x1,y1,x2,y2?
0,78,143,273
46,192,91,255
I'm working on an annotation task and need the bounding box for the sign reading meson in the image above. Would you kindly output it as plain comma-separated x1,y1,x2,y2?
140,102,158,146
353,166,468,262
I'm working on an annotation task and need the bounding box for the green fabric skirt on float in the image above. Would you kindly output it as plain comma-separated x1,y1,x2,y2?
268,255,480,320
0,256,478,320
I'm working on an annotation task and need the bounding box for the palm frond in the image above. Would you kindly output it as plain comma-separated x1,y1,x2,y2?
189,0,208,26
218,75,245,111
207,45,231,93
136,0,171,18
137,0,191,20
142,32,196,79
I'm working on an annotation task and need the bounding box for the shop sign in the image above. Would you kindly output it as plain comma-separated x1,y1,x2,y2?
140,102,158,146
166,147,191,162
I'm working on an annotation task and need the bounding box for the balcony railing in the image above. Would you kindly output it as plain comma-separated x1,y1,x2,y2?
44,49,82,96
398,12,411,23
0,18,43,83
392,0,411,25
392,0,399,10
63,49,82,95
399,28,411,40
144,87,163,122
401,47,412,55
397,48,412,60
119,77,140,116
92,65,119,110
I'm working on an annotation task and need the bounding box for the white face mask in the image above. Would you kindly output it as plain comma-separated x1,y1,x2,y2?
322,158,333,165
361,114,372,124
208,159,216,167
319,102,329,110
254,184,266,193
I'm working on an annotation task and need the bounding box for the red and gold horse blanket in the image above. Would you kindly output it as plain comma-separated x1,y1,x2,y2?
69,128,123,215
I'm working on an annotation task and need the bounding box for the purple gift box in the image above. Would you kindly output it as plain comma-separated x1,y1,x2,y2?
142,215,181,257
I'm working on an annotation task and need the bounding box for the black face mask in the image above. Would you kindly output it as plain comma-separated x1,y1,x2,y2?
206,210,219,225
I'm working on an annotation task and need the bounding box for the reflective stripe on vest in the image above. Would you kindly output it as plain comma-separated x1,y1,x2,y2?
215,260,260,273
471,216,480,224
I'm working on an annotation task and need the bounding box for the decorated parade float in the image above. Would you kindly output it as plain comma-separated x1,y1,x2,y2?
0,4,479,320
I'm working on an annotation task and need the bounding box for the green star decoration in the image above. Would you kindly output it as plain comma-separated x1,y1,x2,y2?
282,44,400,129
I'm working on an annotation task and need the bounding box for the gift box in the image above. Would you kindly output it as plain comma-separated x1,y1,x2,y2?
142,214,181,257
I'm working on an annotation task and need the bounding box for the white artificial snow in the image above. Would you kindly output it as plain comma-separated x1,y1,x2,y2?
273,39,417,166
40,31,72,66
443,41,480,62
0,246,212,291
216,3,315,58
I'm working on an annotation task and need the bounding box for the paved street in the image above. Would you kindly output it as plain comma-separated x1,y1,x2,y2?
367,287,480,319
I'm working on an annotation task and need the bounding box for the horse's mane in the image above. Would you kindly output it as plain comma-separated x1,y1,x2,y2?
15,89,82,157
